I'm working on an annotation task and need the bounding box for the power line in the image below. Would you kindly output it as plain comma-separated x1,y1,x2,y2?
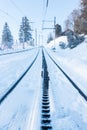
42,0,49,30
46,0,49,8
0,0,26,24
0,8,15,19
0,2,34,25
9,0,25,15
45,0,49,14
0,8,19,24
43,0,49,17
0,9,9,16
9,0,34,25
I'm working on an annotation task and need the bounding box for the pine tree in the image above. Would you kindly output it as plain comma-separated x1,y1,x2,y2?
19,25,24,43
2,22,13,49
19,16,32,47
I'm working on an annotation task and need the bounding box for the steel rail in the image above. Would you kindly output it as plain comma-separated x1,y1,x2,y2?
44,48,87,102
0,50,39,104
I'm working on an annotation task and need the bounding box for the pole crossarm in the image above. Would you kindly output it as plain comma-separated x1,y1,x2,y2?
42,17,56,31
42,27,55,30
42,20,54,23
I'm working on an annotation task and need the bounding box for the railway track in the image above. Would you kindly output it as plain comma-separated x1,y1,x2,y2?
41,50,52,130
0,47,87,129
0,48,43,130
44,48,87,102
42,48,87,129
0,50,39,104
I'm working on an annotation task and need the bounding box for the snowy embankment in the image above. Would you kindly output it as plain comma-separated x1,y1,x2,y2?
46,35,87,95
0,45,34,55
0,48,42,130
45,35,87,129
44,50,87,130
0,49,39,99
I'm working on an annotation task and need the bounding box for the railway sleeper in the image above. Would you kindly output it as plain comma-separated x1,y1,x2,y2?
41,125,52,130
42,102,50,105
42,105,50,109
43,90,48,94
42,99,49,102
42,109,50,113
42,96,49,98
41,119,51,124
43,94,49,96
42,114,50,118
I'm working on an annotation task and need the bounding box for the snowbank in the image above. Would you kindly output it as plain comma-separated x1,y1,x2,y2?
46,35,87,95
46,36,68,50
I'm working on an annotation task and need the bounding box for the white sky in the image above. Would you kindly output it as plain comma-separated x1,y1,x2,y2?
0,0,80,43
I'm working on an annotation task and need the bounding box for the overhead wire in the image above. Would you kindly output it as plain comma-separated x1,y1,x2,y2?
9,0,25,16
44,0,49,17
46,0,49,8
42,0,49,29
0,0,25,22
0,0,31,25
0,0,34,41
9,0,34,28
0,8,18,23
0,9,10,17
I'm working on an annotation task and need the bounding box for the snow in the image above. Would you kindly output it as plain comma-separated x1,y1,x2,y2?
44,50,87,129
0,35,87,129
0,48,42,130
0,48,39,99
46,36,87,95
45,35,87,129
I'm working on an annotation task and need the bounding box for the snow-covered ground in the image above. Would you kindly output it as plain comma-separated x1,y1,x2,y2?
0,36,87,130
45,36,87,129
0,48,42,130
46,36,87,95
0,48,38,99
44,50,87,130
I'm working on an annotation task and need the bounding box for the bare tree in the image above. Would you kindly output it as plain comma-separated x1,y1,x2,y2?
64,18,72,30
80,0,87,34
71,9,81,33
64,9,80,32
80,0,87,20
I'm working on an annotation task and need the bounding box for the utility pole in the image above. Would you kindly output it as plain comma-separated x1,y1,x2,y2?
35,29,37,46
54,16,56,48
42,17,56,47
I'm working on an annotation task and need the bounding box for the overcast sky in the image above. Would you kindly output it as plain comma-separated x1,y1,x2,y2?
0,0,80,43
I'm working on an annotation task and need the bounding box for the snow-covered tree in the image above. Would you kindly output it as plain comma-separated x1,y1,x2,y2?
2,22,13,49
19,25,24,43
19,16,32,48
